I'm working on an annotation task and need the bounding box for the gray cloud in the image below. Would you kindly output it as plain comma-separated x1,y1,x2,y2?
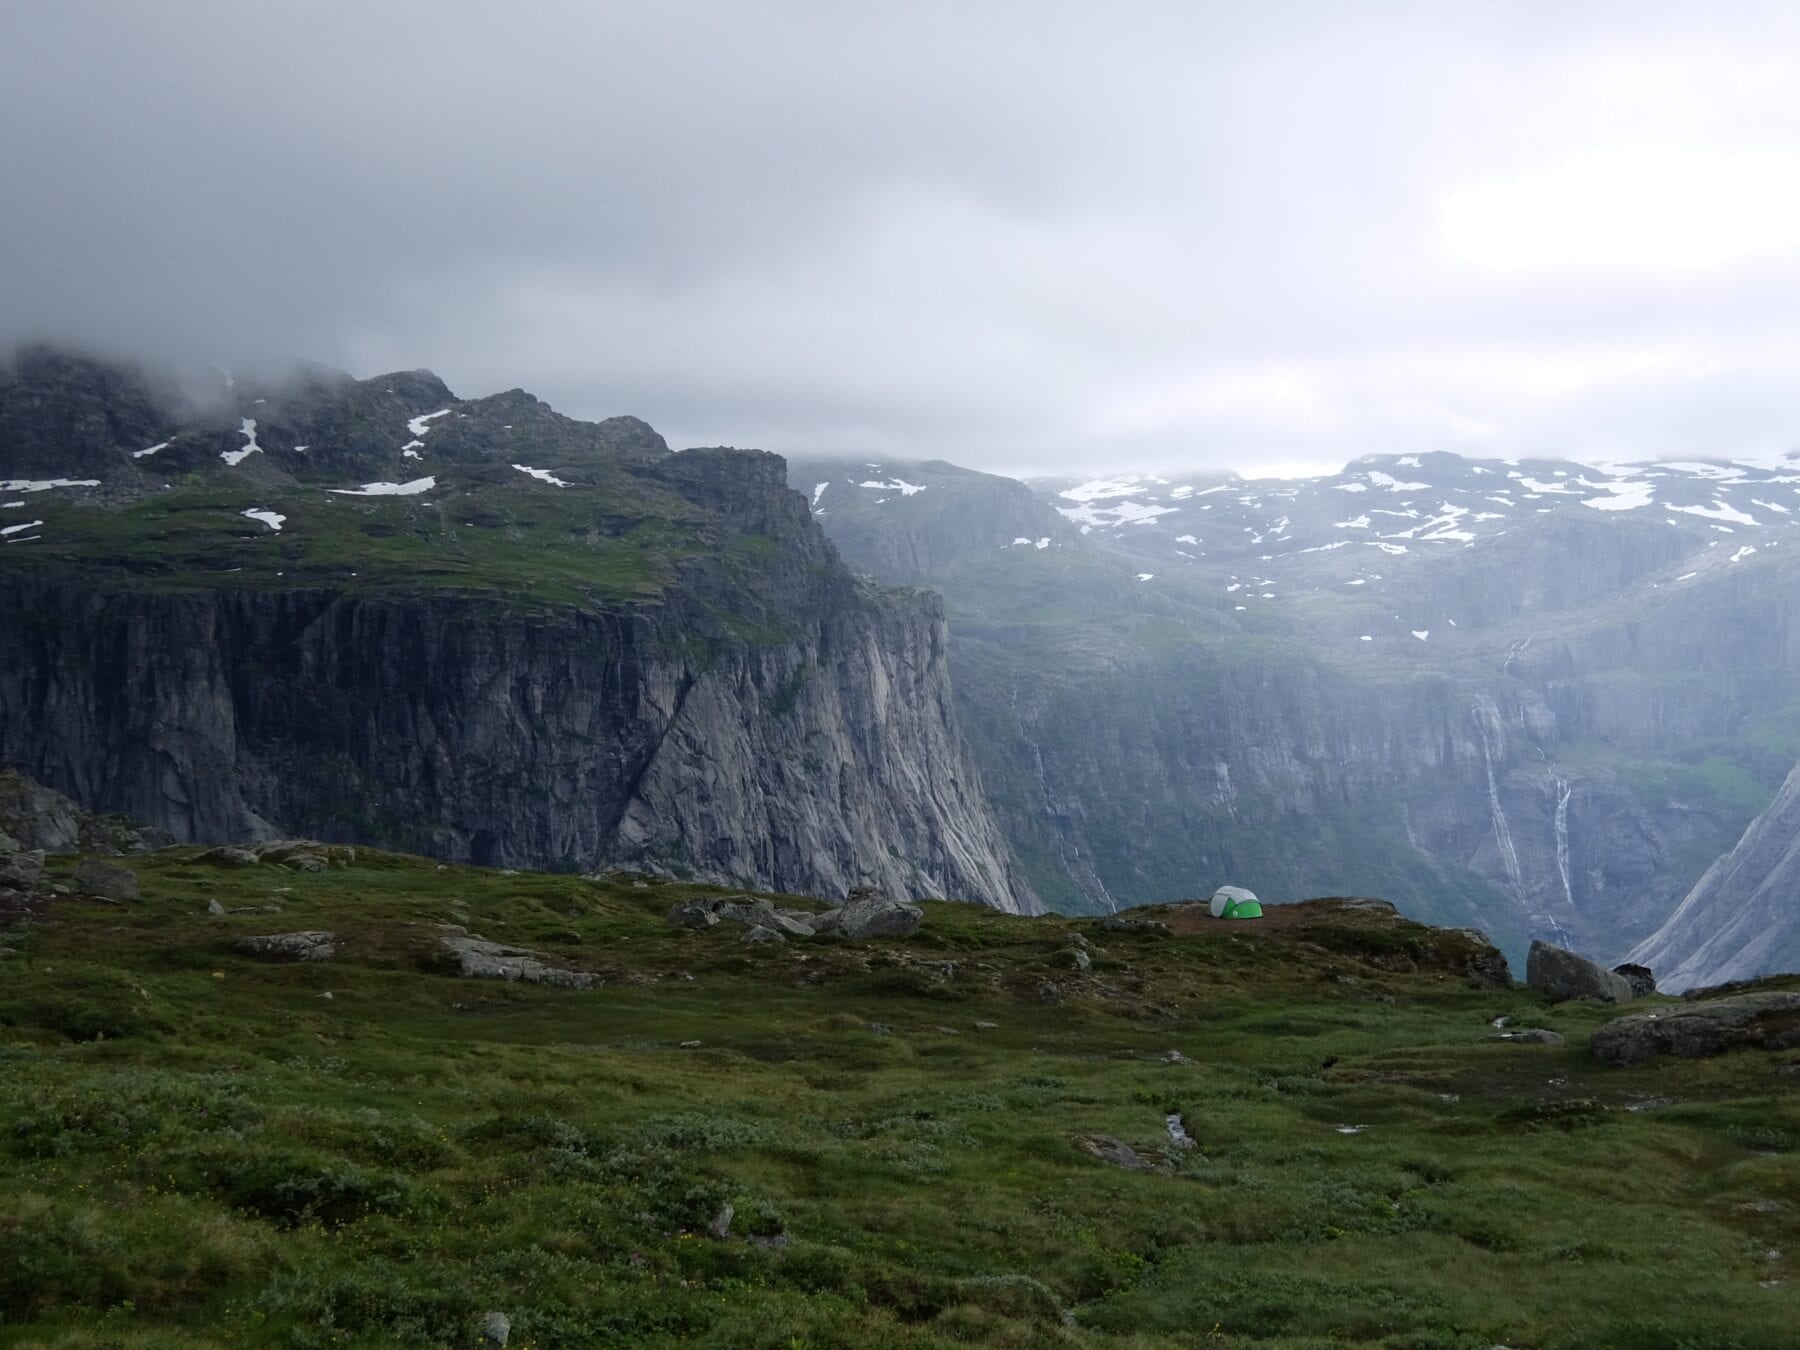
7,1,1800,475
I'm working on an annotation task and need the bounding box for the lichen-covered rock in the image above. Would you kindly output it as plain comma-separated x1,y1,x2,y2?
1527,940,1632,1003
235,931,335,962
1591,991,1800,1066
71,858,139,901
822,892,923,940
437,926,598,988
666,902,720,929
1077,1135,1169,1173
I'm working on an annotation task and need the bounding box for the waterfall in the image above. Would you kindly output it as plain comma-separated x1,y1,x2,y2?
1552,776,1574,911
1470,702,1522,892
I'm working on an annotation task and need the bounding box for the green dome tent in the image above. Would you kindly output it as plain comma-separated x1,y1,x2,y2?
1209,885,1263,920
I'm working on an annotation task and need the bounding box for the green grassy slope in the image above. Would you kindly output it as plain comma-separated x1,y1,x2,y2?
0,471,709,612
2,851,1796,1347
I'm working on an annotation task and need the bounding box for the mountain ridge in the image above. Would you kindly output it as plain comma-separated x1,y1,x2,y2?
789,447,1800,972
0,347,1036,912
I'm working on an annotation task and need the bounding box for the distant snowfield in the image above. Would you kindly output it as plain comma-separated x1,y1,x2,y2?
241,508,285,532
1580,478,1654,511
329,477,436,497
1,478,100,492
512,464,569,487
221,419,262,467
1666,499,1757,526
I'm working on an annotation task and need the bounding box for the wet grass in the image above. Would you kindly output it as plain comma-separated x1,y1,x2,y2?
0,851,1796,1346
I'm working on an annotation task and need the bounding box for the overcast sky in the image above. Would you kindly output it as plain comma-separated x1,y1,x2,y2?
7,2,1800,476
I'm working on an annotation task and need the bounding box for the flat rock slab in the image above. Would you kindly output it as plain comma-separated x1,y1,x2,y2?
1077,1134,1171,1173
438,926,599,989
1592,991,1800,1066
236,931,336,962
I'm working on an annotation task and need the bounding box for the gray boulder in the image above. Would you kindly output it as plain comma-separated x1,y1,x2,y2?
1591,990,1800,1066
824,891,923,940
666,902,720,930
1612,963,1658,998
236,931,335,962
71,858,139,902
1527,940,1633,1003
741,925,785,945
437,926,599,988
715,897,778,926
0,848,45,893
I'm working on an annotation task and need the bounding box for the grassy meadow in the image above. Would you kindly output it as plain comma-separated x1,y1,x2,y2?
0,850,1796,1347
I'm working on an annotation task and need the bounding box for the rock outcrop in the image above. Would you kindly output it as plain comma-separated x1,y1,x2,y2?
235,931,336,962
0,768,168,854
437,926,599,988
1591,989,1800,1066
666,887,924,941
811,889,924,939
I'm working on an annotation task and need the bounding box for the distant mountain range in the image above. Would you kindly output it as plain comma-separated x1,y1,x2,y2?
6,341,1799,984
790,445,1800,980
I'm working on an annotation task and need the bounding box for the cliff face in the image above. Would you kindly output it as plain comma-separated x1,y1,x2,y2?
1627,763,1800,991
0,571,1031,910
0,352,1036,913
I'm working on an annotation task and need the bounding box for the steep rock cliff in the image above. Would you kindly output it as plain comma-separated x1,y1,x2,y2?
1627,763,1800,991
0,352,1036,912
